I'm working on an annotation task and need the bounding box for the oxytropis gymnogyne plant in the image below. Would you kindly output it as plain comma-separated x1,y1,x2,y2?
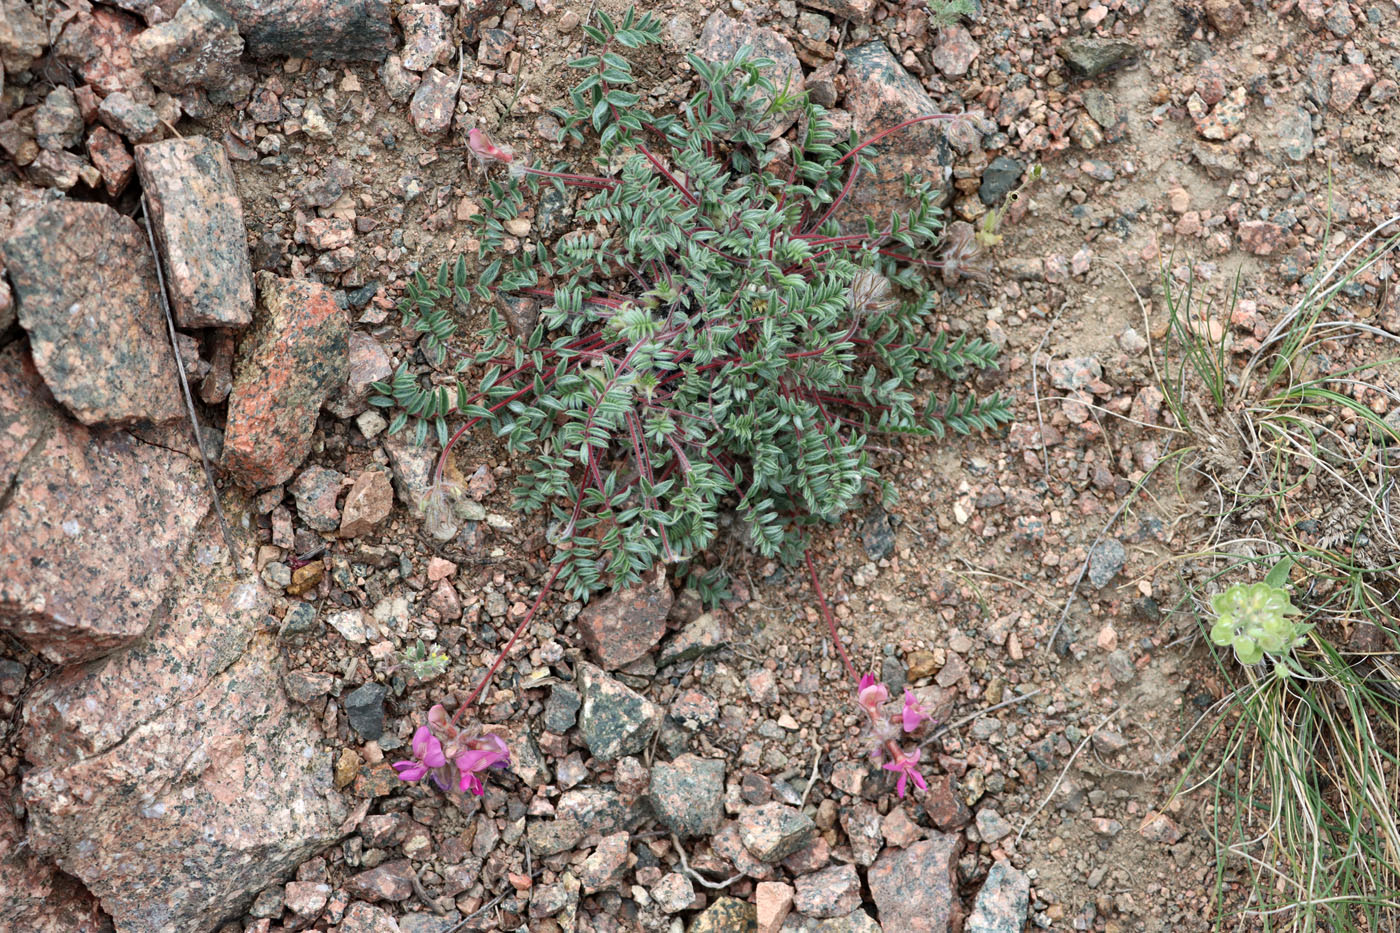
381,7,1009,797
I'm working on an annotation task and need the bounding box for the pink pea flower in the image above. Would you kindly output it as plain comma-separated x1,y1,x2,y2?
454,733,511,796
467,127,514,165
857,673,889,712
392,725,446,782
900,688,930,733
883,746,928,798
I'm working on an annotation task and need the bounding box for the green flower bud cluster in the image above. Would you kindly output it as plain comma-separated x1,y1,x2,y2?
1209,581,1302,665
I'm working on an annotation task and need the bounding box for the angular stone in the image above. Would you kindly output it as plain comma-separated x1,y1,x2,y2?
649,754,725,838
27,150,87,191
740,803,816,862
577,662,661,761
408,66,459,136
580,831,630,893
55,8,146,96
793,863,860,919
695,11,804,139
1057,36,1137,77
397,3,450,71
964,862,1030,933
35,87,85,151
652,872,695,914
345,682,388,740
85,125,135,195
779,910,881,932
22,615,349,932
1238,219,1285,256
338,901,400,933
868,834,962,933
979,155,1024,206
931,24,977,77
757,881,794,933
340,468,394,536
223,273,348,487
326,330,392,418
98,91,161,142
800,0,874,22
132,0,244,91
0,791,109,933
221,0,394,61
344,859,414,903
378,53,419,101
690,897,757,933
842,42,951,223
290,464,345,531
0,0,46,73
136,135,255,331
656,611,729,668
2,201,184,426
577,571,672,669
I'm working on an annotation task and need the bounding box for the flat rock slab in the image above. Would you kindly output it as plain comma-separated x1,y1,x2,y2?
136,135,254,328
223,272,348,488
841,42,953,227
1,200,184,426
22,627,351,933
0,344,209,664
221,0,394,61
22,563,269,769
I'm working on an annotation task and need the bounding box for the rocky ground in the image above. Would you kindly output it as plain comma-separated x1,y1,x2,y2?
1,0,1398,931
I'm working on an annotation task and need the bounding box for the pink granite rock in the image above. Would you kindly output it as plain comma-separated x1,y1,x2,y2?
0,344,208,664
2,200,184,426
841,42,953,225
22,567,270,769
22,626,351,933
223,273,348,488
576,570,672,669
136,135,255,328
0,797,108,933
131,0,244,91
55,8,147,96
868,834,963,933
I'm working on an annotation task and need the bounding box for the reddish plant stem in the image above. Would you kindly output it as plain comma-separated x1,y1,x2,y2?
452,562,565,724
806,550,858,683
833,113,961,167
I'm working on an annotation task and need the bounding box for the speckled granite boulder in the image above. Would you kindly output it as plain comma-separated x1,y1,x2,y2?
0,344,209,664
0,796,108,933
220,0,394,61
136,135,254,328
841,42,953,226
131,0,244,92
1,200,184,426
21,565,270,768
694,11,804,139
223,272,348,488
22,621,351,933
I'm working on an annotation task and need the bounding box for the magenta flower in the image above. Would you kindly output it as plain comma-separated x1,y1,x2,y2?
900,689,931,733
454,733,511,796
883,747,928,798
392,725,446,782
857,673,889,712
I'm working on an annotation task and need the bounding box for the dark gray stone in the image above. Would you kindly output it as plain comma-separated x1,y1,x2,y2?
649,755,725,838
544,684,582,734
979,156,1024,206
1087,537,1126,587
577,663,660,761
345,682,388,739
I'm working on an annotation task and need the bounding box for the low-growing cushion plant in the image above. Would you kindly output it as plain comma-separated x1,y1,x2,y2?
378,7,1011,796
